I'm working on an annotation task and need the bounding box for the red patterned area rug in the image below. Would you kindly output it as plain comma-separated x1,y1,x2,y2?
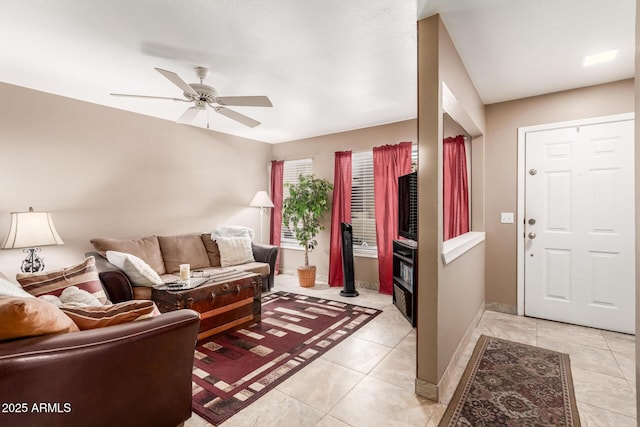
191,291,382,425
439,335,581,426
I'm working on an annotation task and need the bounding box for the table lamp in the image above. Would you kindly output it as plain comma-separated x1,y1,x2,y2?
1,207,64,273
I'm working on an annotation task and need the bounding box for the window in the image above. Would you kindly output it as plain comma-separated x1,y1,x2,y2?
280,158,313,247
351,144,417,257
351,151,377,256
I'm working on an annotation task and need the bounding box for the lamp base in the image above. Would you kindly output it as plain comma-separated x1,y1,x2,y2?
21,248,45,273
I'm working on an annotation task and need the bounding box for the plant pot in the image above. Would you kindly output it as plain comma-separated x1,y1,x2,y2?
297,266,316,288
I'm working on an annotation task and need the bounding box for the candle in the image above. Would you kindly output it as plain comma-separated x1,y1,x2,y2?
179,264,190,281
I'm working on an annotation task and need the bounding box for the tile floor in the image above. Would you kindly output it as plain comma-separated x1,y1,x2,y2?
185,274,637,427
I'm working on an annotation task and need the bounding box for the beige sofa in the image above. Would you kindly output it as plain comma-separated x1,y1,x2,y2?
87,233,278,298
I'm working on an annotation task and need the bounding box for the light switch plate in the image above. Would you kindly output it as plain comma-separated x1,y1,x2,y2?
501,212,514,224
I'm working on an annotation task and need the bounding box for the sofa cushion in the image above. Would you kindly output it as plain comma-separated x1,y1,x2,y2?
0,277,35,299
16,257,108,304
231,262,270,278
201,234,221,267
0,296,79,341
157,234,210,274
90,235,166,275
106,251,163,287
216,236,255,267
60,300,158,330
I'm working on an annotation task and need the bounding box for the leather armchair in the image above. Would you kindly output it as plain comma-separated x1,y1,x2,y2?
0,310,200,427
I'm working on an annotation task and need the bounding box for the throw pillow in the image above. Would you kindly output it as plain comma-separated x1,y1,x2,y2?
16,257,108,304
0,296,79,341
106,251,163,287
157,234,210,273
90,235,166,275
0,277,35,299
60,300,158,330
216,235,255,267
211,225,255,241
201,234,221,267
39,286,104,308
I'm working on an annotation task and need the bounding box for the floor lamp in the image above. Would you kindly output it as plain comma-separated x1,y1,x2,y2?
249,191,274,244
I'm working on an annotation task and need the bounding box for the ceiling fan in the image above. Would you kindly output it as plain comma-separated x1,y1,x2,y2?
111,67,272,128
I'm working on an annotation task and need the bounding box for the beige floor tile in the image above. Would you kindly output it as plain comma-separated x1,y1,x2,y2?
184,412,213,427
314,415,351,427
536,319,609,349
394,329,416,354
425,403,447,427
479,310,537,333
352,303,413,347
571,367,637,419
277,358,364,413
321,336,392,374
536,336,624,378
474,324,537,346
613,351,636,383
578,402,637,427
602,330,636,354
220,389,324,427
369,347,416,391
329,376,440,427
438,365,464,405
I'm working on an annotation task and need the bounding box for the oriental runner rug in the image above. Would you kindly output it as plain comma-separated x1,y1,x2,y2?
191,291,382,425
439,335,580,426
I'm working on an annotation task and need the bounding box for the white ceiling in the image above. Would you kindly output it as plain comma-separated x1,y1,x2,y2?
0,1,634,144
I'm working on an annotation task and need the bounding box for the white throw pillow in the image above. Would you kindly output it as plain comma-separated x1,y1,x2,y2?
216,236,255,267
106,251,163,287
0,277,35,299
211,225,255,241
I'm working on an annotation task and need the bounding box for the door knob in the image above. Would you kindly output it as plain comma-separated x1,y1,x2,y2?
528,232,537,239
528,218,536,225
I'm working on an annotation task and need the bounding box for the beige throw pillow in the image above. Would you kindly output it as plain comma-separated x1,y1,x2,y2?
106,251,163,287
0,277,35,299
90,235,166,275
157,234,210,273
216,236,255,267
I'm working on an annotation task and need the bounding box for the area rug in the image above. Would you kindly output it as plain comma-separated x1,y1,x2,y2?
439,335,580,426
191,291,382,425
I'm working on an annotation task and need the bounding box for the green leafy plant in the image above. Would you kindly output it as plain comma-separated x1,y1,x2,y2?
282,174,333,267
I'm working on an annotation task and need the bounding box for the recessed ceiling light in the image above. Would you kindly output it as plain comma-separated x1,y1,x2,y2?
582,50,618,67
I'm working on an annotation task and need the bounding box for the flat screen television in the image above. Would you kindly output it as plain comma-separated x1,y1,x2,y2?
398,171,418,241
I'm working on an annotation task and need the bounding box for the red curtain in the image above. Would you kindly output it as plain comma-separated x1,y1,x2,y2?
373,142,412,294
443,135,469,240
269,160,284,274
328,151,352,287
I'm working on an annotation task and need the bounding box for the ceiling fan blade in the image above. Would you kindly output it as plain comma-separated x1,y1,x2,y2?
155,68,199,97
110,93,186,101
177,107,202,124
214,96,273,107
215,107,261,128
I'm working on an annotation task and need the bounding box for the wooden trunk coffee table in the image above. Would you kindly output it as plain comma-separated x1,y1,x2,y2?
151,269,262,341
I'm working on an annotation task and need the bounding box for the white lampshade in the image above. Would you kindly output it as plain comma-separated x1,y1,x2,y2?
249,191,274,208
2,208,64,249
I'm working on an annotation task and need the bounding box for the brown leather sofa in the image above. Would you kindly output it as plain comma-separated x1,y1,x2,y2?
0,309,200,427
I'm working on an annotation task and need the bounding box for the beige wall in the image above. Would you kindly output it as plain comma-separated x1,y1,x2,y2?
271,119,417,285
484,79,635,308
0,82,272,279
416,15,486,394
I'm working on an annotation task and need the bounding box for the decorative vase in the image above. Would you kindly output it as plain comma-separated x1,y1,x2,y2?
297,266,316,287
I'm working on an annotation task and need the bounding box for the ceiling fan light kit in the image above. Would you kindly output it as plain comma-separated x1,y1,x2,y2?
111,66,272,129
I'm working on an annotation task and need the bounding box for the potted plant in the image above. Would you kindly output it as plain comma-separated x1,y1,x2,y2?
282,174,333,287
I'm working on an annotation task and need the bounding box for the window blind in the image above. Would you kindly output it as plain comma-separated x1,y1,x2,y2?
351,151,377,255
280,158,313,246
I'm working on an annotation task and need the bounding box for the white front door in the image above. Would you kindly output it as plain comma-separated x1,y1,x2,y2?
524,119,635,334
